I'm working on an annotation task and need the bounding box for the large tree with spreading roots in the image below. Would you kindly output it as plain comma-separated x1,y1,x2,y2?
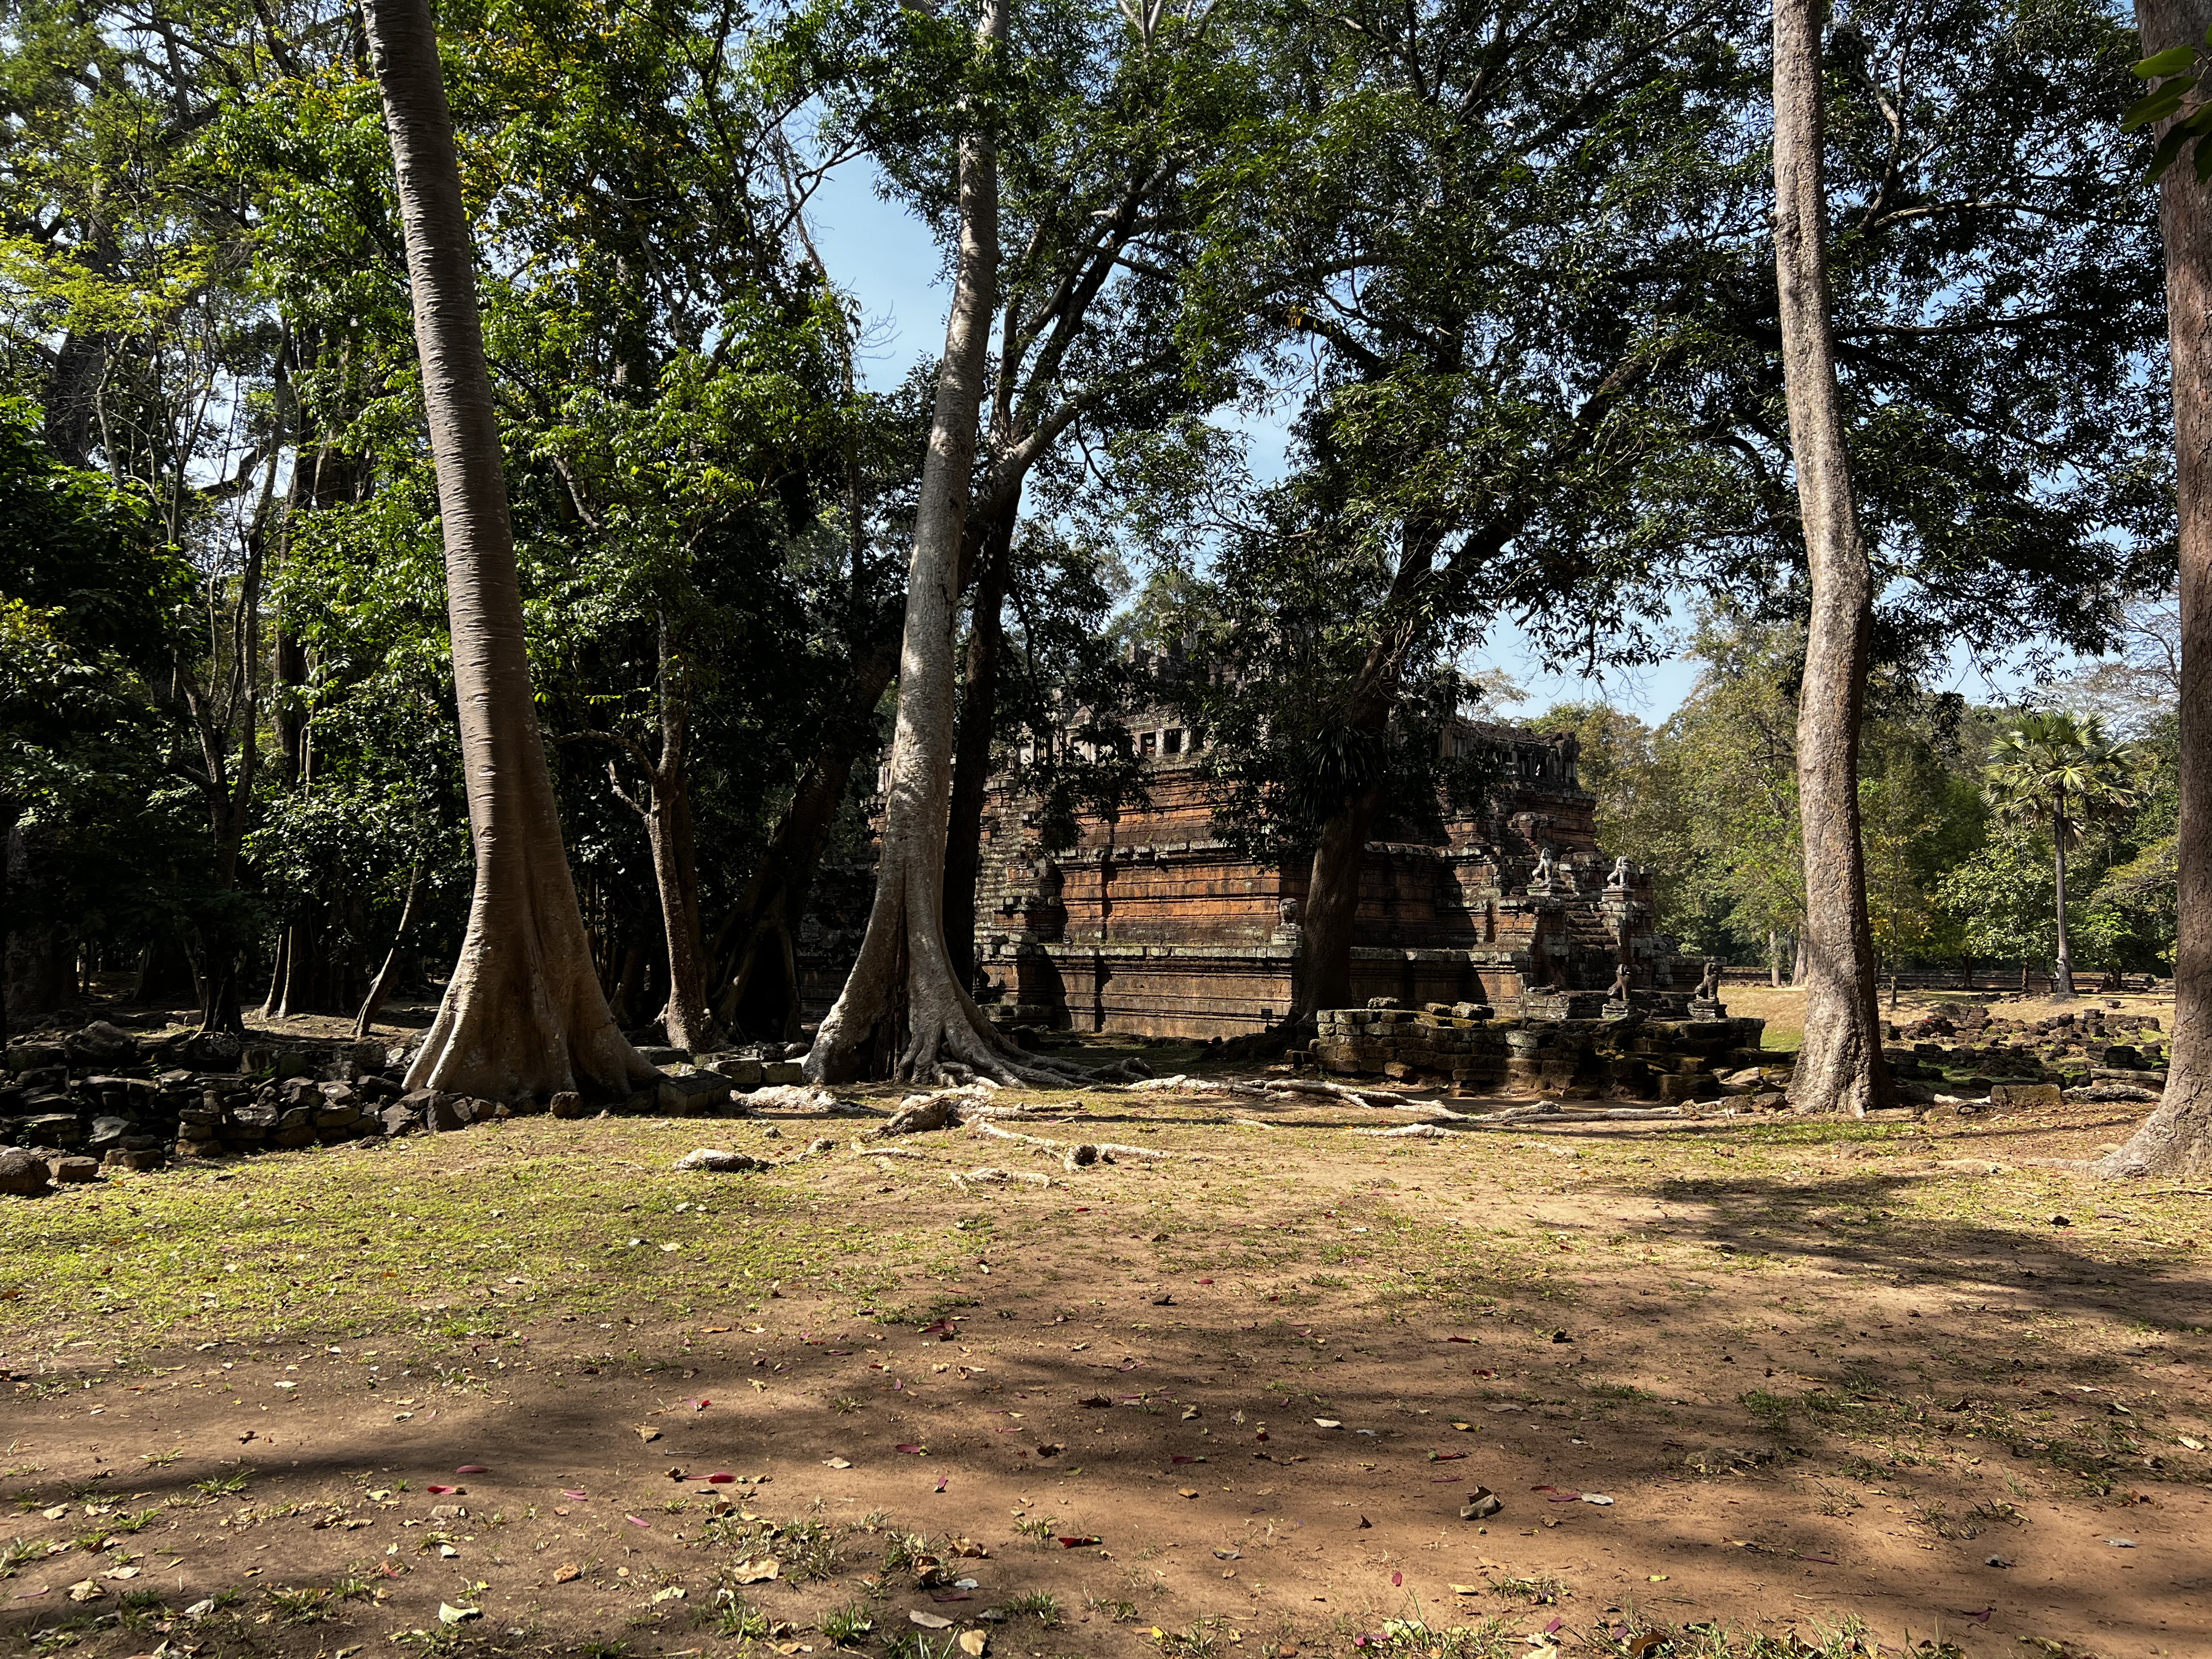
803,0,1087,1087
2103,0,2212,1176
1771,0,1894,1117
363,0,656,1102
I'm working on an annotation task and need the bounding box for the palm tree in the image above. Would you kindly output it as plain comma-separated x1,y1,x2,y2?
1986,711,2141,1000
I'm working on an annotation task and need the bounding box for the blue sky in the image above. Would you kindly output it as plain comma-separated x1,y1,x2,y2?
805,163,2074,725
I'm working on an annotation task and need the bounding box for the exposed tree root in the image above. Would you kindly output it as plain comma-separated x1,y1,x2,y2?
671,1147,774,1172
968,1120,1180,1161
951,1166,1051,1190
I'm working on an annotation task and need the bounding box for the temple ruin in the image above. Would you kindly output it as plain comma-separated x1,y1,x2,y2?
961,706,1686,1039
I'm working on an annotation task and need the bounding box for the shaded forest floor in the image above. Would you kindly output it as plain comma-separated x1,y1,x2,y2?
2,1052,2206,1659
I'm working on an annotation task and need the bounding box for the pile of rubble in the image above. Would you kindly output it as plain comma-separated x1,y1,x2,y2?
1307,1001,1780,1103
0,1021,816,1197
1884,1003,2168,1100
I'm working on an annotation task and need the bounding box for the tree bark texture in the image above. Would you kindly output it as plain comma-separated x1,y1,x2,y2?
2104,0,2212,1176
942,503,1015,990
1772,0,1893,1117
805,0,1075,1087
364,0,653,1102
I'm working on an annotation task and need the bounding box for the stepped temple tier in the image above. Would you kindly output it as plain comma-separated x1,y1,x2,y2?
959,711,1687,1040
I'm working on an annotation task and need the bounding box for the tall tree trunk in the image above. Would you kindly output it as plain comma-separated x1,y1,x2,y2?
2104,0,2212,1176
1769,927,1782,987
716,638,899,1040
1287,601,1429,1024
646,771,711,1050
352,864,424,1041
645,615,712,1051
2052,802,2076,1000
363,0,652,1102
942,505,1015,990
805,0,1073,1087
1772,0,1892,1117
1291,781,1385,1021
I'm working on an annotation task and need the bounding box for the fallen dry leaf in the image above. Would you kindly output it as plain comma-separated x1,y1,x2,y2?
636,1426,661,1443
958,1631,988,1656
732,1558,781,1584
553,1563,582,1584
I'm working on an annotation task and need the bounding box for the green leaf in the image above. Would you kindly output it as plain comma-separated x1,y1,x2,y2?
2133,45,2198,79
2149,124,2194,180
2123,82,2192,131
2192,137,2212,184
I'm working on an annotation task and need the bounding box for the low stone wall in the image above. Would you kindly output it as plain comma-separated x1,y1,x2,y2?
1886,1004,2168,1095
0,1021,810,1194
1308,1003,1780,1101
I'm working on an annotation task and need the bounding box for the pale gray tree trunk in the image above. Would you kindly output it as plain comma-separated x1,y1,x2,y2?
2104,0,2212,1176
352,864,424,1042
363,0,654,1102
2051,799,2077,1000
1772,0,1893,1117
806,0,1077,1087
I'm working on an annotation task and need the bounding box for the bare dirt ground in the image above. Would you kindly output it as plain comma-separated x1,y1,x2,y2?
2,1018,2208,1659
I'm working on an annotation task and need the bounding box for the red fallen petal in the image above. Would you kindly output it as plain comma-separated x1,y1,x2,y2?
1057,1535,1101,1547
455,1464,489,1474
625,1515,651,1527
1391,1572,1403,1588
1429,1452,1468,1461
691,1399,709,1410
1473,1369,1496,1378
934,1477,948,1492
705,1473,736,1484
1544,1618,1564,1635
1431,1476,1463,1483
561,1489,588,1499
426,1484,456,1495
1197,1278,1214,1285
896,1444,926,1454
1446,1337,1475,1344
1172,1455,1199,1464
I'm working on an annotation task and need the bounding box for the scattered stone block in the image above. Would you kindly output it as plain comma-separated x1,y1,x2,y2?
1989,1082,2063,1109
47,1155,100,1183
705,1056,765,1091
0,1147,53,1196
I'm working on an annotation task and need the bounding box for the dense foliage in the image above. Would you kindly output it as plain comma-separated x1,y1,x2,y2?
0,0,2179,1031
